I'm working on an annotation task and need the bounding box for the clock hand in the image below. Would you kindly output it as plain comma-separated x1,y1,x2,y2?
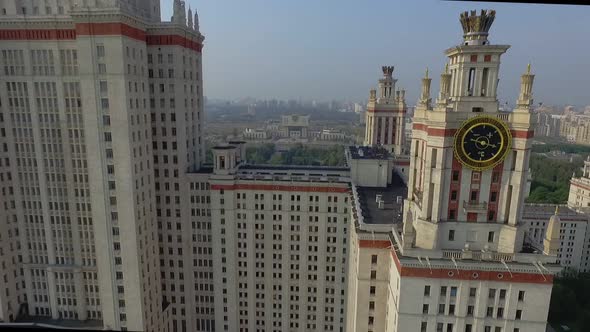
470,138,488,147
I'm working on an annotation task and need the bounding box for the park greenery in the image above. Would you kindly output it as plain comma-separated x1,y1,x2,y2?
549,272,590,332
526,154,583,204
246,143,346,166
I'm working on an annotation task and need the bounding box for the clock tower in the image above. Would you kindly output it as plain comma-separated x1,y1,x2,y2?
403,9,537,254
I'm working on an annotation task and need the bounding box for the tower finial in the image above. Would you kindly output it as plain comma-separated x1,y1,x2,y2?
555,205,559,215
459,9,496,45
382,66,394,78
527,63,531,74
425,67,429,79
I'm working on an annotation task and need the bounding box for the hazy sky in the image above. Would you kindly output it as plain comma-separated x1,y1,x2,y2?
160,0,589,106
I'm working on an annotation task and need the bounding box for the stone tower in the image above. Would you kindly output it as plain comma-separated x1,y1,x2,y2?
364,66,407,155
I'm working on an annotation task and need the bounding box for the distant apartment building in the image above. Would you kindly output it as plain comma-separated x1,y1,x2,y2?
568,156,590,211
522,204,590,273
243,128,268,140
319,129,347,141
533,112,562,138
560,114,590,145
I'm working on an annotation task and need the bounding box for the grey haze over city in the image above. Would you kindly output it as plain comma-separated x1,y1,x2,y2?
163,0,590,107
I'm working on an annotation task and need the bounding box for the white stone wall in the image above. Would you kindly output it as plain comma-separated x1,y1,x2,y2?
210,172,352,332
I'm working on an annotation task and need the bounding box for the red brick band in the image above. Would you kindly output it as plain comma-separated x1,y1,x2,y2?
359,239,553,284
0,23,202,52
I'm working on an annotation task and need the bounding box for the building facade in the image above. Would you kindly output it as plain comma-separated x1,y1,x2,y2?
351,10,560,332
208,145,355,332
364,66,407,155
0,0,204,331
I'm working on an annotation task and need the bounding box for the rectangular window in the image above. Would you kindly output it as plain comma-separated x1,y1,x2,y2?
467,67,476,96
470,190,478,202
438,303,445,314
516,309,522,320
424,285,431,296
497,307,504,318
421,322,428,332
490,191,498,202
467,305,474,316
448,230,455,241
449,210,456,220
488,288,496,299
450,287,457,297
499,289,506,299
451,190,457,201
469,287,476,297
481,68,489,96
518,291,525,301
370,271,376,280
371,255,378,264
369,286,375,295
452,171,460,182
440,286,447,296
486,307,493,317
466,324,473,332
488,231,495,243
96,45,105,57
422,304,429,314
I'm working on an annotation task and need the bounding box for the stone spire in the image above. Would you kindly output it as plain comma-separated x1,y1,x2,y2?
418,68,432,108
172,0,181,23
194,8,200,31
543,206,561,256
188,6,193,29
179,1,186,25
437,63,452,106
516,63,535,110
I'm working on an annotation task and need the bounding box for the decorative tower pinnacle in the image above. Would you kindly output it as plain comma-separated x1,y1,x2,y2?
377,66,397,103
543,207,561,256
418,68,432,108
437,63,452,106
516,63,535,111
188,6,193,29
194,9,200,31
172,0,181,23
459,9,496,46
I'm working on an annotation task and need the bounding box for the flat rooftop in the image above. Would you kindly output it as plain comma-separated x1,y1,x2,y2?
239,164,349,172
12,317,103,330
348,146,390,160
355,173,408,225
522,204,588,222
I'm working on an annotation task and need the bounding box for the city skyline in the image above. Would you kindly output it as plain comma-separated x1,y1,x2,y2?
161,0,590,106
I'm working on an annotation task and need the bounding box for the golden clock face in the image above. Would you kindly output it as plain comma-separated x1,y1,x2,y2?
453,116,512,171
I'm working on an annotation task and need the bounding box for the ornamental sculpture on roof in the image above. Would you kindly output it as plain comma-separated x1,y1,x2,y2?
459,9,496,35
